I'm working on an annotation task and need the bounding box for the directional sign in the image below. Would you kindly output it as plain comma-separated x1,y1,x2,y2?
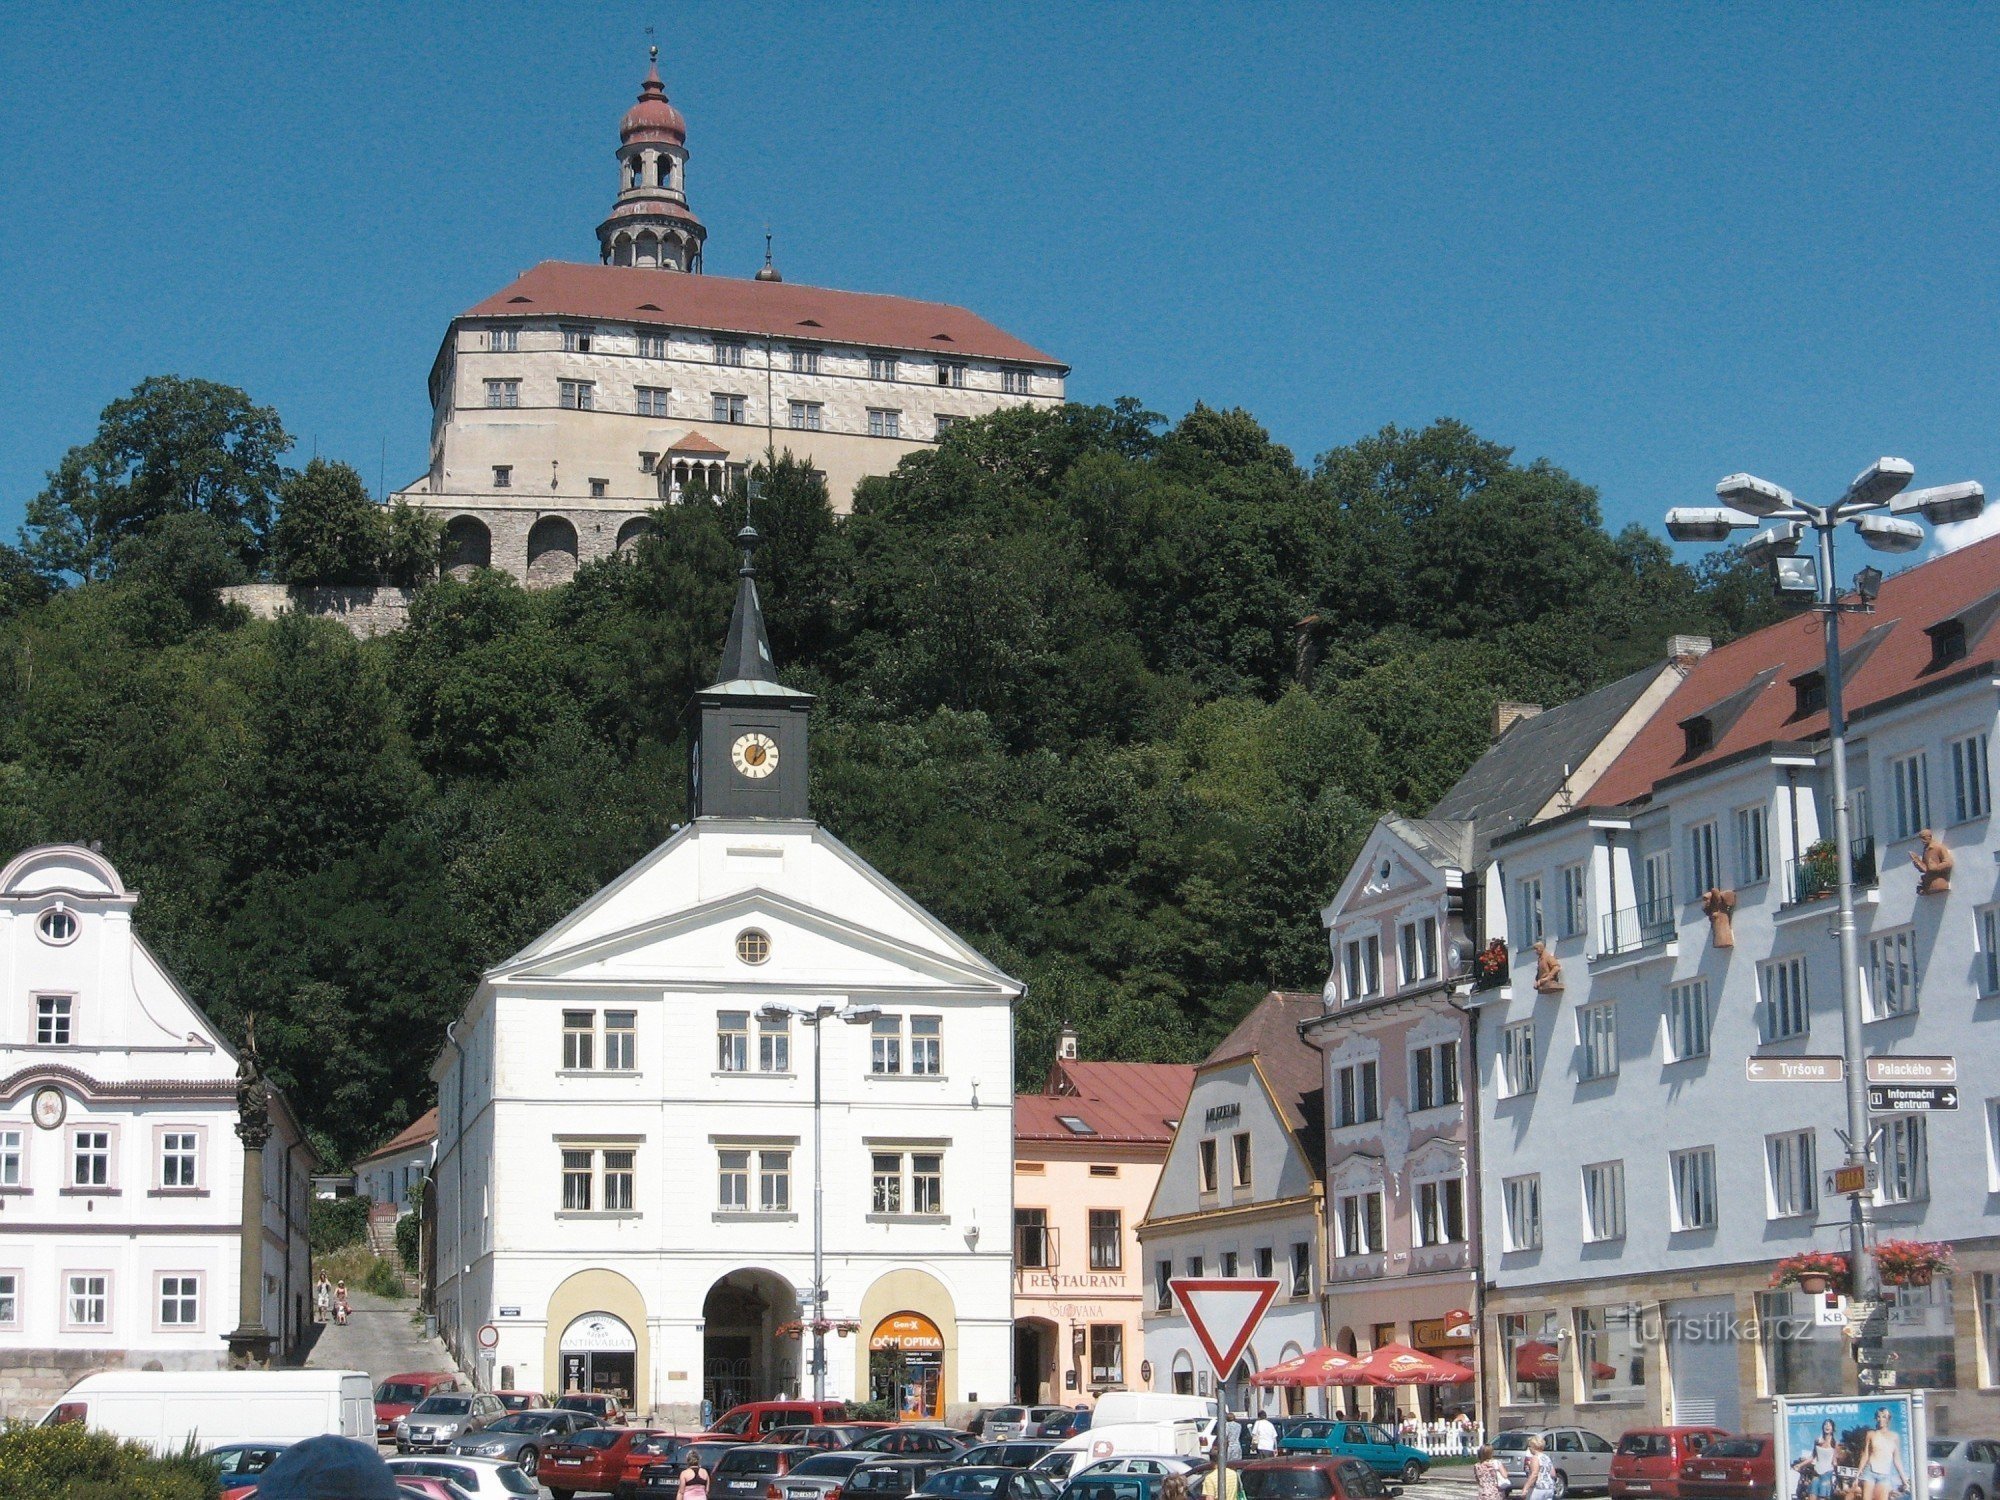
1825,1163,1879,1197
1746,1056,1844,1083
1868,1083,1959,1112
1170,1277,1280,1378
1866,1056,1957,1084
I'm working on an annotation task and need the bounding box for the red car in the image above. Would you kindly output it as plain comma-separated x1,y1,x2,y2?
1611,1429,1728,1500
376,1372,463,1442
542,1426,678,1500
1677,1436,1775,1500
1235,1457,1395,1500
556,1391,629,1427
496,1390,548,1412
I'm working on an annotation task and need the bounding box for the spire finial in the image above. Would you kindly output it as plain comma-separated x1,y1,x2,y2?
737,524,760,579
755,224,783,282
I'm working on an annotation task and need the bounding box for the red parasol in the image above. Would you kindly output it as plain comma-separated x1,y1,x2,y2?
1350,1342,1475,1386
1252,1346,1368,1386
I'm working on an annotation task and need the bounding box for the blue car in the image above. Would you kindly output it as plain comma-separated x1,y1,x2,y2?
1274,1422,1428,1482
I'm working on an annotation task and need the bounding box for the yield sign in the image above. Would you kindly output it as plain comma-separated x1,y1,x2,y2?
1171,1277,1281,1376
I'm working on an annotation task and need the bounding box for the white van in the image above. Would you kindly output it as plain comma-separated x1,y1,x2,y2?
45,1369,375,1452
1091,1393,1216,1428
1031,1420,1209,1482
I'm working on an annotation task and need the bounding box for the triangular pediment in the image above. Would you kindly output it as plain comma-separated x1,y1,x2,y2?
1321,819,1455,926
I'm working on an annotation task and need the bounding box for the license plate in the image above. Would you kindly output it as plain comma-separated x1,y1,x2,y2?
1626,1486,1652,1493
1699,1473,1727,1481
557,1459,583,1466
789,1487,820,1497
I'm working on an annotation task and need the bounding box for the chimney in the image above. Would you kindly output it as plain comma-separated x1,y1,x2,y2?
1057,1026,1079,1061
1493,701,1543,741
1667,634,1713,669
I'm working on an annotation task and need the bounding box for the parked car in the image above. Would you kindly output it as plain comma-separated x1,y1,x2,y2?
710,1400,851,1439
399,1393,508,1453
843,1458,955,1500
1061,1466,1216,1500
385,1454,541,1498
1037,1412,1091,1441
1274,1422,1428,1484
771,1449,879,1500
449,1409,599,1478
396,1480,476,1500
986,1408,1069,1441
1237,1457,1402,1500
1609,1428,1727,1500
766,1423,885,1450
954,1441,1058,1470
379,1374,465,1441
494,1391,547,1413
540,1427,680,1499
557,1393,629,1426
1929,1439,2000,1500
917,1465,1060,1500
710,1442,816,1500
1493,1429,1618,1498
638,1439,750,1500
210,1442,291,1496
1677,1435,1775,1500
851,1428,976,1458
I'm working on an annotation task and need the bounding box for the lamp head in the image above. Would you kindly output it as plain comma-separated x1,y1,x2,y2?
1740,520,1806,566
1771,554,1821,599
1716,473,1799,518
1892,480,1986,526
841,1005,884,1025
1837,457,1915,513
1666,507,1756,543
1853,514,1925,554
1854,565,1884,602
757,1004,797,1024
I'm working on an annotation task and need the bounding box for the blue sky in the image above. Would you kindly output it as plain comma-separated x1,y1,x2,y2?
5,2,2000,549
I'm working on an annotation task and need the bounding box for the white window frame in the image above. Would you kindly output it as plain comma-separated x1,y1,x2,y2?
70,1126,115,1191
910,1015,941,1075
1334,1188,1385,1257
562,1010,595,1071
1499,1022,1537,1097
1669,1146,1718,1230
1412,1171,1467,1247
1411,1039,1461,1111
757,1012,791,1074
558,379,594,411
1759,956,1810,1042
788,400,823,431
1641,850,1672,924
789,346,820,374
35,993,73,1046
717,1011,749,1072
155,1126,202,1192
1766,1129,1818,1219
868,353,899,381
713,338,746,367
1734,803,1770,886
1877,1115,1929,1204
1582,1160,1625,1242
1865,927,1918,1020
1399,917,1439,986
1502,1174,1542,1251
561,325,593,353
603,1010,636,1072
487,325,518,352
1516,877,1545,948
1198,1138,1218,1194
636,386,670,418
872,1151,905,1214
637,330,669,360
1231,1131,1253,1189
63,1271,110,1332
1335,1059,1381,1126
155,1271,202,1331
711,392,746,424
1689,820,1721,895
484,378,520,409
911,1151,943,1215
1559,863,1588,939
1577,1001,1618,1081
0,1269,17,1330
759,1149,791,1213
0,1127,22,1189
1890,751,1931,839
871,1015,903,1075
1950,732,1991,823
1002,367,1033,395
718,1149,750,1212
1666,980,1711,1062
1343,933,1382,1001
866,407,902,440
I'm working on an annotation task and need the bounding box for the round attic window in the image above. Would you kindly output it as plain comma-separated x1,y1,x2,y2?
38,908,79,945
736,928,771,966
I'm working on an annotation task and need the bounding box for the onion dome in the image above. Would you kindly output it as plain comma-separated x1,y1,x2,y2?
621,56,686,144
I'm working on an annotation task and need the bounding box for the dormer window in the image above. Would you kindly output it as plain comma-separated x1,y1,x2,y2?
1793,672,1826,717
1928,619,1968,669
1682,717,1713,759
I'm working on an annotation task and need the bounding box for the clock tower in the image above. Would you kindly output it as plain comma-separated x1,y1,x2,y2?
685,526,813,820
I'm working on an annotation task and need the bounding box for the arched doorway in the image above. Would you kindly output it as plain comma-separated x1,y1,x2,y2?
559,1311,637,1407
1276,1340,1307,1417
615,516,654,556
870,1313,946,1422
1012,1317,1058,1404
702,1270,799,1415
526,516,579,586
442,516,491,578
1171,1349,1195,1395
1224,1352,1257,1422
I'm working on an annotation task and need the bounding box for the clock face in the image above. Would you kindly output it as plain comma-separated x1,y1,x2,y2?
731,732,779,779
32,1087,66,1130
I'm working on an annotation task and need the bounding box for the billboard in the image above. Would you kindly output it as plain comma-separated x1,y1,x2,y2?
1775,1393,1927,1500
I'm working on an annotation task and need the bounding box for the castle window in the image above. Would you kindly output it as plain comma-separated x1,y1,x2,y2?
867,408,901,439
590,479,608,499
790,346,821,375
484,380,519,409
492,466,512,489
788,401,822,431
868,353,898,382
637,332,669,360
937,361,966,388
486,326,517,352
936,414,965,438
712,394,746,424
560,380,594,411
1002,367,1033,395
561,326,593,354
714,340,745,368
636,387,670,418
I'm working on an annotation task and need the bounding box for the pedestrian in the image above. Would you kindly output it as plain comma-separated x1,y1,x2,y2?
1164,1474,1192,1500
334,1282,350,1325
1524,1435,1557,1500
680,1447,712,1500
1252,1410,1278,1457
1475,1445,1512,1500
314,1276,331,1323
251,1433,400,1499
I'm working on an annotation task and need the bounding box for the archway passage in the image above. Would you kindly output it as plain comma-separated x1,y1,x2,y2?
442,516,491,578
616,516,654,556
870,1312,946,1422
527,515,579,586
559,1310,637,1408
1171,1349,1195,1395
1224,1354,1258,1424
703,1270,799,1416
1012,1317,1058,1405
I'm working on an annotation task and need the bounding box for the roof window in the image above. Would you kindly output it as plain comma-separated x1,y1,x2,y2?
1793,672,1826,717
1057,1115,1097,1136
1927,618,1968,669
1682,717,1713,759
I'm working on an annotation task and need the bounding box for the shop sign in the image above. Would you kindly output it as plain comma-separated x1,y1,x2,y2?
871,1312,945,1352
1018,1272,1124,1292
560,1312,637,1353
498,1306,522,1319
1204,1102,1241,1130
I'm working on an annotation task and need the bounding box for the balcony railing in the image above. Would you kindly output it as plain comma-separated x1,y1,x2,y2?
1599,895,1676,958
1785,836,1879,906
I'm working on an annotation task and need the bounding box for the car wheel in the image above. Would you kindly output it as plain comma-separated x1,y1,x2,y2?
1552,1470,1570,1500
1404,1463,1425,1485
1966,1488,1984,1500
520,1447,539,1477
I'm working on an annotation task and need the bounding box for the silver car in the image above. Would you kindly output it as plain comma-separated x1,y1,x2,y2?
398,1392,507,1453
778,1450,878,1500
1928,1439,2000,1500
1493,1428,1615,1498
448,1408,597,1479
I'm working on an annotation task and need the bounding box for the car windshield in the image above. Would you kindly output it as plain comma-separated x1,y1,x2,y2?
1930,1443,1960,1460
570,1430,622,1449
924,1472,1004,1496
797,1455,872,1477
1241,1472,1333,1500
723,1450,788,1474
1619,1436,1667,1458
416,1398,473,1415
484,1415,546,1434
995,1410,1027,1423
1363,1427,1396,1446
854,1473,914,1494
380,1383,433,1404
1708,1441,1762,1459
558,1396,607,1411
497,1465,539,1496
1491,1435,1533,1452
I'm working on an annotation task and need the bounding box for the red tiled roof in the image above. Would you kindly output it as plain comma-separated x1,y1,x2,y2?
1585,534,2000,809
462,262,1065,367
1016,1060,1196,1146
669,431,729,454
355,1106,438,1166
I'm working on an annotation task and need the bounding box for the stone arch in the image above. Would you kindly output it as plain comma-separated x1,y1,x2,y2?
636,230,659,267
544,1267,649,1413
615,517,655,556
702,1268,800,1412
525,515,578,586
1277,1340,1308,1417
612,232,634,267
857,1268,959,1423
441,515,490,578
1171,1347,1195,1395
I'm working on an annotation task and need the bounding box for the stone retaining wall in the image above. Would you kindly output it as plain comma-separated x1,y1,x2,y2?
220,584,416,639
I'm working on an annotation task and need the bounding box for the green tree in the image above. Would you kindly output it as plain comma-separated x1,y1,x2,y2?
23,376,291,579
0,544,54,619
270,458,385,585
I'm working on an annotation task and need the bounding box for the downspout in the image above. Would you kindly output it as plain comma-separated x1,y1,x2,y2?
444,1020,465,1375
1463,874,1494,1438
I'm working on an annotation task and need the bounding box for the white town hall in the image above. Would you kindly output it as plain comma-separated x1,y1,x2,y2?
429,530,1019,1423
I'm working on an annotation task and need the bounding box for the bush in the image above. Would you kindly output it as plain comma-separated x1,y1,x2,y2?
362,1254,407,1299
309,1194,371,1253
395,1211,421,1272
0,1420,217,1500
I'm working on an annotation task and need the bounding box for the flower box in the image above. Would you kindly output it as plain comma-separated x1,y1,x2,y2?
1873,1239,1954,1288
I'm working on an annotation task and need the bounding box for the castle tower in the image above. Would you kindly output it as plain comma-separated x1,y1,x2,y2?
597,48,707,272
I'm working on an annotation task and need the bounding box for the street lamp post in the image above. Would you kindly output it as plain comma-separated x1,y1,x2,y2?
760,1001,880,1401
1668,459,1983,1390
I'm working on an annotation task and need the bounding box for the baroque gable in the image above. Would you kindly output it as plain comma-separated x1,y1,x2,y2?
1320,819,1454,929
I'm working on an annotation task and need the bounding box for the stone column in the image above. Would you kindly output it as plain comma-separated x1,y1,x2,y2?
225,1062,277,1368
